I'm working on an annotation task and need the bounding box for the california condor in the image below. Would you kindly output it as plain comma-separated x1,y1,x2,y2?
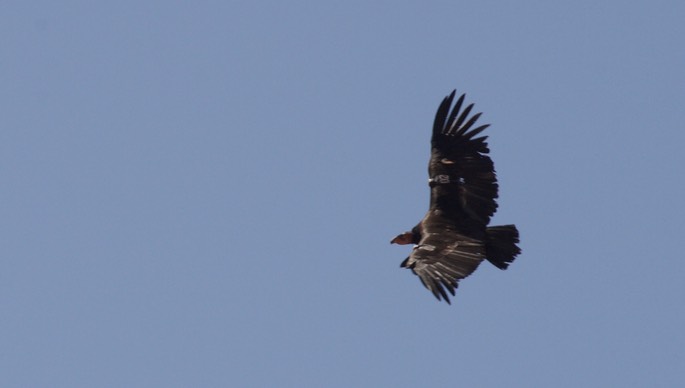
391,90,521,304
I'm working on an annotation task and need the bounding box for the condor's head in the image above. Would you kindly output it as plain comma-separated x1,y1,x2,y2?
390,226,422,245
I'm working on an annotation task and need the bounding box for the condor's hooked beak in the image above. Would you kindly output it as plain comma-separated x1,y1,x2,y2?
390,232,414,245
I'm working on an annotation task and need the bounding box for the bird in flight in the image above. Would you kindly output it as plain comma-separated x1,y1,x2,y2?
391,89,521,304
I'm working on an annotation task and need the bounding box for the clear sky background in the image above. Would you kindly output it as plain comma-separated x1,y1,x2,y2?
2,1,684,387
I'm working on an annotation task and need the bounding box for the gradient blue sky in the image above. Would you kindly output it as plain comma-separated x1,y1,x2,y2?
3,1,685,387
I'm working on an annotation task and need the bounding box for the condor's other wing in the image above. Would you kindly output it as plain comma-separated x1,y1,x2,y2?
400,220,486,304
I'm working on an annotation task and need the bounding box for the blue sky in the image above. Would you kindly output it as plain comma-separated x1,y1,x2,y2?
2,1,684,387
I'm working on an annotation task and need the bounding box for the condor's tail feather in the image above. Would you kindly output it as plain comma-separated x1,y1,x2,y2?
485,225,521,270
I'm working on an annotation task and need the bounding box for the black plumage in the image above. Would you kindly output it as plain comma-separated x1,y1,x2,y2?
391,90,521,304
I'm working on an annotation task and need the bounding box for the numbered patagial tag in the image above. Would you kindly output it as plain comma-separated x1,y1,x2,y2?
429,174,451,184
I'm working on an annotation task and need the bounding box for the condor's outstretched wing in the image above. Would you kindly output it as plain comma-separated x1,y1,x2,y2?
428,90,498,225
400,217,486,304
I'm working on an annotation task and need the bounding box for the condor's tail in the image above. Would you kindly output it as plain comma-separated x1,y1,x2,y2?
485,225,521,270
